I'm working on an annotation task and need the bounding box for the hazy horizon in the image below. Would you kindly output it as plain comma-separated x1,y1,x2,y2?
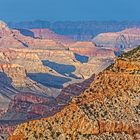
0,0,140,22
7,20,140,23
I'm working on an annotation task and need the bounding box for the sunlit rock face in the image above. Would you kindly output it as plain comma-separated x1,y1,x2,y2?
0,21,117,138
9,46,140,140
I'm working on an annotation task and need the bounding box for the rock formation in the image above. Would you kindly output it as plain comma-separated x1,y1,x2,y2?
69,41,96,56
30,29,74,44
0,21,117,57
9,46,140,139
0,21,63,49
0,20,118,139
93,28,140,51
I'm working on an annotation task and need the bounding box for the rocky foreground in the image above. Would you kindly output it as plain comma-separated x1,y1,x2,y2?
9,46,140,139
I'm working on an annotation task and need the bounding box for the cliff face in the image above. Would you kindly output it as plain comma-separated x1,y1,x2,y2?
0,48,50,73
0,63,27,87
10,46,140,139
68,41,95,56
0,21,116,57
30,29,74,44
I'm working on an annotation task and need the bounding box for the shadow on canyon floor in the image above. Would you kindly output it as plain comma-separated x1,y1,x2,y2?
74,53,89,63
42,60,80,79
0,72,13,87
17,29,35,38
27,73,71,89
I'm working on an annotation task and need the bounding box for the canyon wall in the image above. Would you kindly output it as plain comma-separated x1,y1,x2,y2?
9,46,140,140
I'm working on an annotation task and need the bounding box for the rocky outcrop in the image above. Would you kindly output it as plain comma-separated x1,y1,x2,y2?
0,63,27,87
12,29,64,49
10,46,140,140
6,92,60,120
15,27,116,57
0,21,25,48
0,48,50,73
0,22,115,130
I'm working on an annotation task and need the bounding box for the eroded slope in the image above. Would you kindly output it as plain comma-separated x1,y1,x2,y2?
10,46,140,139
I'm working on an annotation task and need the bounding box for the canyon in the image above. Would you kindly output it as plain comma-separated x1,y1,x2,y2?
9,44,140,140
0,20,139,139
0,20,116,139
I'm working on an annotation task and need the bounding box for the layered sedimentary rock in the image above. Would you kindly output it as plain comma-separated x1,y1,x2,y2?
0,42,106,126
0,21,26,48
74,57,114,79
68,41,115,57
0,48,50,73
10,46,140,140
0,21,116,57
0,21,63,49
0,63,27,87
20,28,115,57
0,21,11,37
12,29,64,49
69,41,96,56
30,29,74,44
5,92,59,121
93,28,140,51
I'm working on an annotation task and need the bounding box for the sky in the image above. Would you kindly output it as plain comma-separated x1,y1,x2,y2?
0,0,140,22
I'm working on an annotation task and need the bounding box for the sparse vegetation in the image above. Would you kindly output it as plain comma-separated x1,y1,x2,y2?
120,45,140,59
9,45,140,140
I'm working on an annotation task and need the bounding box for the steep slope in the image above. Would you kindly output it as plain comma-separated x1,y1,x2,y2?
0,62,59,119
10,46,140,139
